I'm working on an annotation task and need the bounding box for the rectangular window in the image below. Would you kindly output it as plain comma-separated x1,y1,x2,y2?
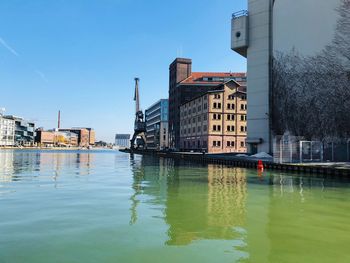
218,103,221,109
218,125,221,131
217,141,221,147
227,141,230,147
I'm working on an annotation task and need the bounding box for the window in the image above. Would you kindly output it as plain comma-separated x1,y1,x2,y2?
213,141,217,147
241,126,247,132
213,125,217,131
213,102,217,108
218,114,221,120
227,141,230,147
227,114,231,120
203,114,207,120
198,116,201,122
217,141,221,147
227,104,231,109
240,104,244,110
217,125,221,131
192,118,195,123
231,104,235,110
203,125,207,132
228,94,234,100
241,141,245,147
193,127,196,133
197,126,201,132
228,125,234,132
241,115,247,121
214,94,220,99
198,106,201,111
231,141,235,147
227,125,231,132
204,103,207,109
213,113,217,120
218,103,221,109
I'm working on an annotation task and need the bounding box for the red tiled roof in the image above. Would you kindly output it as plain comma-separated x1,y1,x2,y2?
179,72,246,85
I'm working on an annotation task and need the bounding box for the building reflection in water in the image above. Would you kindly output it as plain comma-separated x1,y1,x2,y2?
165,163,247,246
0,150,93,185
128,155,248,247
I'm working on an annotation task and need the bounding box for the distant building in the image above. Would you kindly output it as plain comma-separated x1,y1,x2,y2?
168,57,246,149
0,114,15,146
145,99,169,149
35,129,78,147
3,115,35,146
35,129,55,147
180,80,247,153
115,134,130,148
59,128,95,147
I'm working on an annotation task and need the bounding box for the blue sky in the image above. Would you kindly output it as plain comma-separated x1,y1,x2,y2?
0,0,247,142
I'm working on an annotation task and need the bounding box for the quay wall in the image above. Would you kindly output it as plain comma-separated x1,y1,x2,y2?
120,149,350,177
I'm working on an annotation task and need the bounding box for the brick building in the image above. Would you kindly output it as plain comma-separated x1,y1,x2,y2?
168,58,246,149
180,80,247,153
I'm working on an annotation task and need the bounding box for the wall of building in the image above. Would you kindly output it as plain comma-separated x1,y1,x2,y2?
115,134,131,148
0,116,15,146
180,81,247,153
145,99,169,149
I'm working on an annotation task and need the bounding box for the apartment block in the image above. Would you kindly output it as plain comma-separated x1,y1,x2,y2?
4,115,35,146
180,80,247,153
168,57,246,149
0,115,15,146
145,99,169,149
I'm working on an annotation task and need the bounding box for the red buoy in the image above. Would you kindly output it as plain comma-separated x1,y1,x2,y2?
257,160,264,171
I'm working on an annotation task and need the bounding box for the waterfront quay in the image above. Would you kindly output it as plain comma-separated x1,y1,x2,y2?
120,148,350,177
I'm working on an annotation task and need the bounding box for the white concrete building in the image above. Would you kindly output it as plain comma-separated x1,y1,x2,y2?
231,0,343,154
0,114,15,146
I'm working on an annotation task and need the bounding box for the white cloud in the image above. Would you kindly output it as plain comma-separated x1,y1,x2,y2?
0,37,19,57
35,70,49,83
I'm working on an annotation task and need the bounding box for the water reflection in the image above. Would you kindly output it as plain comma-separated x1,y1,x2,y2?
0,150,93,184
129,155,248,248
128,155,350,263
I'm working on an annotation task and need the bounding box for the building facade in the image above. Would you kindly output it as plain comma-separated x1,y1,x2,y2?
115,134,130,148
145,99,169,149
0,115,15,146
59,128,95,147
231,0,344,154
180,80,247,153
168,58,246,150
35,129,78,147
4,116,35,146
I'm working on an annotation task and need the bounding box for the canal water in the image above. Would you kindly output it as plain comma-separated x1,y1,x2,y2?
0,150,350,263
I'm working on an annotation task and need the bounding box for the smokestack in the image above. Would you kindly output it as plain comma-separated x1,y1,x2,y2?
58,110,61,129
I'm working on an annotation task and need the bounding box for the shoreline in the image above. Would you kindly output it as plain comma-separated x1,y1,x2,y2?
120,148,350,177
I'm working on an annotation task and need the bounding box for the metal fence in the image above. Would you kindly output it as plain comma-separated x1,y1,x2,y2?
274,134,350,163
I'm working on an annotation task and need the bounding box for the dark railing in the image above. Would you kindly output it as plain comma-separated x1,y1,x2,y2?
232,10,248,19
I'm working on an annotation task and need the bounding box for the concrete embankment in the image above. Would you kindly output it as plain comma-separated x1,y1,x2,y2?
120,148,350,177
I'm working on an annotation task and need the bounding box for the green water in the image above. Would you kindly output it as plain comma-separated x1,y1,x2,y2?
0,150,350,263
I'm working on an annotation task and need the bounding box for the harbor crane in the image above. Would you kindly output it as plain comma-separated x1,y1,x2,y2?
130,78,147,149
